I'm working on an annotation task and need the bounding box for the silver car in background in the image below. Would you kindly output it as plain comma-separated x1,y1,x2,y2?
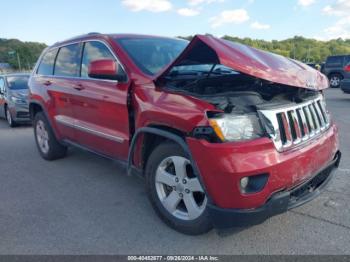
0,74,30,127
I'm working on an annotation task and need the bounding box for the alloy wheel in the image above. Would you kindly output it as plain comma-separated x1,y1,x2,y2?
36,120,50,154
155,156,207,221
6,108,12,126
330,76,340,87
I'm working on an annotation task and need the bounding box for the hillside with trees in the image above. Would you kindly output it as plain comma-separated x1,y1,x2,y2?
0,38,47,70
179,35,350,64
1,36,350,71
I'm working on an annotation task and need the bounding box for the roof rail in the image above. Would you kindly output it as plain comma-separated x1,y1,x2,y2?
53,32,102,45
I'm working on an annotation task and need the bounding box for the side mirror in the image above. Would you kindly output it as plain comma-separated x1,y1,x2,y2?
88,59,124,81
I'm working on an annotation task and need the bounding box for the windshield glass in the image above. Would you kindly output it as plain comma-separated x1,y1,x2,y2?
116,37,188,75
6,76,29,90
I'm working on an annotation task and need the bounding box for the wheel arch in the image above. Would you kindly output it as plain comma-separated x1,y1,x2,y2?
140,125,186,171
4,103,9,119
29,100,60,140
127,126,211,201
328,71,344,79
29,101,43,120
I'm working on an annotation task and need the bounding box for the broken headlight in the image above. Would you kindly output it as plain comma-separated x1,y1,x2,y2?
209,114,264,142
11,96,26,104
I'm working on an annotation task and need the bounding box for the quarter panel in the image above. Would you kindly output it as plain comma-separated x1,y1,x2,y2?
29,75,75,141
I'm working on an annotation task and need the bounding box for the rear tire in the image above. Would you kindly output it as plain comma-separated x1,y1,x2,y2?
329,74,342,88
145,142,212,235
33,112,67,160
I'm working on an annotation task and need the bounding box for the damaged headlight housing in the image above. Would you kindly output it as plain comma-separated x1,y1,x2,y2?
209,113,264,142
11,96,26,104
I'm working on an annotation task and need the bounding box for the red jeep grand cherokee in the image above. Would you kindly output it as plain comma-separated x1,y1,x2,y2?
29,33,341,235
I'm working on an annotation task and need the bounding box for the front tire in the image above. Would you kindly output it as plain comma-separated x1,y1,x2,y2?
33,112,67,160
145,142,212,235
5,106,16,128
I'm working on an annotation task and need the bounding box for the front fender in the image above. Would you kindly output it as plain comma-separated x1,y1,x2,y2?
127,127,213,203
133,84,215,133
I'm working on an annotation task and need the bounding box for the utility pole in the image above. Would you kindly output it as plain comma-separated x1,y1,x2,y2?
8,50,22,72
292,42,296,59
294,46,296,59
306,45,311,63
16,52,22,71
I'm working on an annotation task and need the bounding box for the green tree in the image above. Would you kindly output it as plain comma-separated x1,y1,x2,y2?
180,35,350,63
0,38,47,70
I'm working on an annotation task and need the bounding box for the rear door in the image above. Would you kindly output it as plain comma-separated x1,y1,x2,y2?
50,43,82,142
70,40,130,159
33,47,73,140
0,77,5,117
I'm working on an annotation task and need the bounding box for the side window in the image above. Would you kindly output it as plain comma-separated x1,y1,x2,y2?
0,78,4,94
37,49,58,75
344,56,350,66
81,41,125,79
326,56,343,66
54,44,81,77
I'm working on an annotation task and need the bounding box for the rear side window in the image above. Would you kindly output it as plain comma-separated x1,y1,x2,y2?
37,49,58,75
54,44,81,77
81,41,118,78
326,56,343,66
0,78,5,93
344,56,350,65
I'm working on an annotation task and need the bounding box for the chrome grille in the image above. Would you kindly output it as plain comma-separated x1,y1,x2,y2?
258,95,330,152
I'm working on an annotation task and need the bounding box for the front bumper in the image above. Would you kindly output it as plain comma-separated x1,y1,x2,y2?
9,104,30,122
187,124,339,209
207,151,341,229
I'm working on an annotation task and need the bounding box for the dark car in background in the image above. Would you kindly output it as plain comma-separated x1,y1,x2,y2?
0,74,31,127
340,64,350,94
322,55,350,88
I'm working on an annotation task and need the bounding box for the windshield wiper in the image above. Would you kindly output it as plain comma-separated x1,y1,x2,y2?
167,70,206,78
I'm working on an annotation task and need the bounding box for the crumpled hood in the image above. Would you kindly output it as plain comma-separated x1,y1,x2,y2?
155,35,329,90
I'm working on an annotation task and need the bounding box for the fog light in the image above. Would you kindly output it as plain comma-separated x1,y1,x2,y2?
240,177,249,189
239,173,269,194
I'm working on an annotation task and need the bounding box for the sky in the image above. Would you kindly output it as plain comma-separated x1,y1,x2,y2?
1,0,349,45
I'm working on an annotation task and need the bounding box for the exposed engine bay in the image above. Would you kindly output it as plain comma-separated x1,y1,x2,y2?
163,71,321,113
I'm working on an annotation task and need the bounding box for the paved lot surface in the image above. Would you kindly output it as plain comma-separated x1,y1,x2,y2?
0,89,349,255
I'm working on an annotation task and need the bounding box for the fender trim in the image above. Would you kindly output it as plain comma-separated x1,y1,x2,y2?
127,127,212,202
29,100,60,140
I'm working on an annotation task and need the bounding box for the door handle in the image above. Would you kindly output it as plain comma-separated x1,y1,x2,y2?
43,80,52,86
74,84,85,91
